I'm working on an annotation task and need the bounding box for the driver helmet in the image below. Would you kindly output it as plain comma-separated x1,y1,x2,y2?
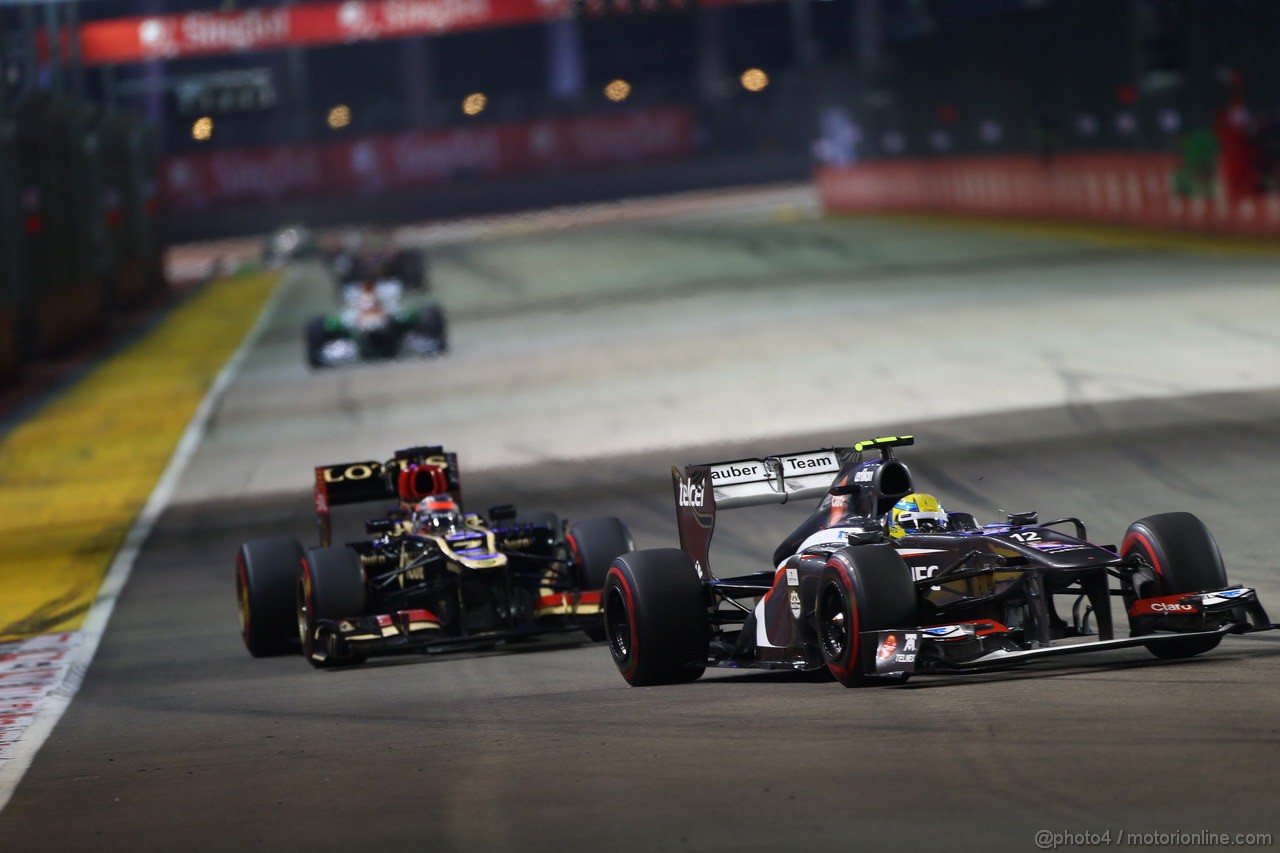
414,494,463,536
889,493,948,538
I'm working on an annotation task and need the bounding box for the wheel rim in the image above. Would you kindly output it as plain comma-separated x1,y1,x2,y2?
604,586,631,664
818,580,849,661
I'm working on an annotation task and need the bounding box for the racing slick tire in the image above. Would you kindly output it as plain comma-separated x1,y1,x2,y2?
299,547,369,669
817,545,918,687
604,549,708,686
568,517,635,641
393,249,428,292
416,304,447,353
304,317,328,369
1123,512,1227,660
236,537,305,657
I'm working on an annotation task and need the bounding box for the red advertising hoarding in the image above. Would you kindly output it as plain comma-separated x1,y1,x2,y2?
161,105,696,211
68,0,774,65
817,154,1280,238
75,0,570,65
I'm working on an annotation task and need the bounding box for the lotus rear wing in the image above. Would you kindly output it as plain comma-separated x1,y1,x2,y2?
672,436,914,578
314,445,460,547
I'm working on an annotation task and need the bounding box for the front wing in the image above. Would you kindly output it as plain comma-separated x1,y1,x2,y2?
865,586,1273,676
312,593,602,660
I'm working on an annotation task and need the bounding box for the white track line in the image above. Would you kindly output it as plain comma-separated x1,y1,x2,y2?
0,276,288,814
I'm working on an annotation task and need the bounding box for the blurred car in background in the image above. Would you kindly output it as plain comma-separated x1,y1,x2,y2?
325,228,429,293
304,277,446,368
262,224,319,267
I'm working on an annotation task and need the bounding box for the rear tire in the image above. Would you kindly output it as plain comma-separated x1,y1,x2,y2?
511,510,563,545
569,517,634,590
393,249,428,292
416,304,447,352
603,549,708,686
298,547,369,668
1123,512,1227,660
816,545,918,687
304,317,328,369
569,517,634,641
236,538,305,657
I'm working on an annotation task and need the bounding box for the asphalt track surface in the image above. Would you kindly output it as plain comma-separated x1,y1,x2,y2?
3,199,1280,851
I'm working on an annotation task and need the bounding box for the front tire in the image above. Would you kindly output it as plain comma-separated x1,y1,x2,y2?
569,517,634,641
236,538,305,657
816,545,918,687
603,549,708,686
298,547,369,668
1123,512,1227,660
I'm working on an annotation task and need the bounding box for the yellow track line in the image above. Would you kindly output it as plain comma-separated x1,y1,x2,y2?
0,271,280,642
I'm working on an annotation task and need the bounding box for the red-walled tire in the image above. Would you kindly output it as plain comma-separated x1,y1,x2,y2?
569,516,634,642
816,545,918,687
603,549,708,686
1123,512,1227,660
236,537,305,657
298,547,369,669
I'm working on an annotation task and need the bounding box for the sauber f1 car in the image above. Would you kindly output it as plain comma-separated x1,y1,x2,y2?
603,435,1274,686
236,445,633,668
305,279,446,369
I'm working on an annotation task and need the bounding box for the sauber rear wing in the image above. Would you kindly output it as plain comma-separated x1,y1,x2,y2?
314,445,460,547
672,436,913,578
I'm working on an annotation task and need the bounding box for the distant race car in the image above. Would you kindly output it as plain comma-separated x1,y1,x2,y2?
304,278,446,368
325,228,428,292
329,245,428,293
236,445,633,668
602,435,1274,686
263,224,319,267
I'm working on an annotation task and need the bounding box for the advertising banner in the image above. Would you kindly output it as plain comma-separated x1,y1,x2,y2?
817,154,1280,237
160,106,696,211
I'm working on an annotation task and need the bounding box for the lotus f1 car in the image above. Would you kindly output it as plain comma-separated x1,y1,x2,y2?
603,435,1273,686
236,445,633,668
304,279,446,368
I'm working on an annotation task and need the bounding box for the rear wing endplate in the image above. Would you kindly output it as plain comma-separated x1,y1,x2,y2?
314,445,459,547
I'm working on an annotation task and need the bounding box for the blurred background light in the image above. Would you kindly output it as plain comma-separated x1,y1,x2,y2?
327,105,352,130
740,68,768,93
604,79,631,103
191,117,213,142
462,93,488,117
